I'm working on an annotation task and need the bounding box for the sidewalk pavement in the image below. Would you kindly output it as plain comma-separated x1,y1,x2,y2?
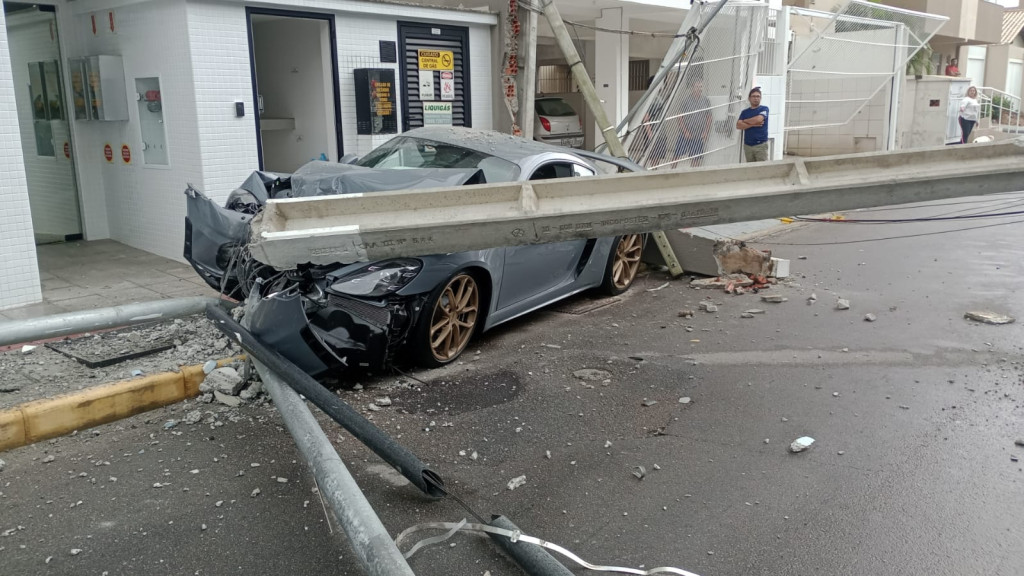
0,240,218,321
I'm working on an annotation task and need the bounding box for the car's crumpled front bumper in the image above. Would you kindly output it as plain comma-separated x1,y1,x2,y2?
245,285,425,376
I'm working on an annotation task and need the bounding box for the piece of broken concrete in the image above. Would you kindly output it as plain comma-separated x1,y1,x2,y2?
374,396,393,407
789,436,815,453
740,313,755,319
713,240,772,276
213,391,241,408
632,466,646,480
574,368,612,381
864,313,877,322
678,309,695,318
642,399,658,407
679,397,691,404
507,475,527,491
760,294,787,303
20,345,36,355
836,299,850,310
964,311,1016,325
203,367,245,396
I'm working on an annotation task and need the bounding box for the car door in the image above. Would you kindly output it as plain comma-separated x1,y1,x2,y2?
495,162,594,310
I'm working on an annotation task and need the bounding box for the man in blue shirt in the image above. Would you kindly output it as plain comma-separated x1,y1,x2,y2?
735,87,769,162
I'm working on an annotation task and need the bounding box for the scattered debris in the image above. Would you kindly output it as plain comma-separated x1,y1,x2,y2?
1015,439,1024,448
202,360,218,374
573,368,612,381
691,274,752,290
1012,456,1019,463
798,255,808,260
251,488,261,497
367,404,381,412
0,458,5,472
963,311,1016,325
604,440,613,448
865,313,877,322
163,420,179,430
678,309,695,318
70,549,82,556
898,405,910,410
42,455,55,463
807,293,817,304
631,466,646,480
744,309,766,315
679,397,691,404
836,299,850,311
374,396,393,407
642,399,658,407
740,313,755,319
507,475,527,491
647,282,670,292
761,294,786,303
789,437,815,453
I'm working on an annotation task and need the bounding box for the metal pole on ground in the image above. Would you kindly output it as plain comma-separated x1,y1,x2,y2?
0,297,227,347
254,360,416,576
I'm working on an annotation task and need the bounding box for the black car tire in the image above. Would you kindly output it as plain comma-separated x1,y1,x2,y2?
600,234,646,296
413,271,482,368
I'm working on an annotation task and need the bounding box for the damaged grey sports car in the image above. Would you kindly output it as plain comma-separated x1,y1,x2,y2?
184,127,646,376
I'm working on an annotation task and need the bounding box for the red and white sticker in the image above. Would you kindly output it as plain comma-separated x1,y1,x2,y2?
103,143,113,163
121,143,131,164
63,141,70,159
440,71,455,101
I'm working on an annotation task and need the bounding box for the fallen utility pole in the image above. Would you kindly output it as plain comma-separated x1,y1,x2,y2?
248,139,1024,269
537,0,684,276
253,359,416,576
0,296,226,348
205,304,446,498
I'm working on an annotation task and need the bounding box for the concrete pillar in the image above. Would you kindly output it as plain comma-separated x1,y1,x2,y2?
594,8,628,147
0,7,43,310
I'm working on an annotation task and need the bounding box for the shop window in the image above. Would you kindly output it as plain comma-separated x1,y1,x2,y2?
27,61,64,156
135,77,168,165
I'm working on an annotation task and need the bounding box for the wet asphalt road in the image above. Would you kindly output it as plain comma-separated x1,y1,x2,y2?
1,195,1022,576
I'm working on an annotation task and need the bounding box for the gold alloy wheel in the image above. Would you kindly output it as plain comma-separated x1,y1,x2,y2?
612,234,644,290
429,274,480,362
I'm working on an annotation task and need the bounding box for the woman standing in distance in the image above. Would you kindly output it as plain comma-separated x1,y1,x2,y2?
958,86,980,144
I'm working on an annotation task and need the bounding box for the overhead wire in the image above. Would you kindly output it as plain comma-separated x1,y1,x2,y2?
516,0,687,38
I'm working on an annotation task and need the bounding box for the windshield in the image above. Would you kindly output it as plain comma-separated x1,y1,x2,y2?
535,99,577,117
357,137,521,183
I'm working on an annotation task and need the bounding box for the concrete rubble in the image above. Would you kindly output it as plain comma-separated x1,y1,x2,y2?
507,475,527,490
789,437,815,453
964,311,1016,325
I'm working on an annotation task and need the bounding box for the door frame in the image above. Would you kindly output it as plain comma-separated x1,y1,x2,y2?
245,7,344,170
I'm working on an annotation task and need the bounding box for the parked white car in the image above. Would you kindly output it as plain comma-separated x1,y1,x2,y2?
534,97,584,148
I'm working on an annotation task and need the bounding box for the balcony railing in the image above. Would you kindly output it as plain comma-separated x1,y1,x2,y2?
978,87,1023,132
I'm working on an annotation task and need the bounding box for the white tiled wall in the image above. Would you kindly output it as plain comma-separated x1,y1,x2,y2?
64,0,204,261
49,0,495,263
187,0,259,203
336,12,494,156
6,14,82,239
0,8,43,309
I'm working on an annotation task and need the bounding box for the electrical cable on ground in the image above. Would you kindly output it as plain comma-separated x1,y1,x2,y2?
792,209,1024,224
744,217,1024,246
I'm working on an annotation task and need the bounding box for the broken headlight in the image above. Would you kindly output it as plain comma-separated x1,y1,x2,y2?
328,259,422,298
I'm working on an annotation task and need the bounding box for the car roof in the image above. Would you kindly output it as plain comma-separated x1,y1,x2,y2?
401,126,577,164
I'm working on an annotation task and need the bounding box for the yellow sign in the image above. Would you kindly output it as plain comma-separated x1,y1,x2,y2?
418,49,454,71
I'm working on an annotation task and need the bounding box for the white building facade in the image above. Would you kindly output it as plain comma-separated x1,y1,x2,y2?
0,0,499,310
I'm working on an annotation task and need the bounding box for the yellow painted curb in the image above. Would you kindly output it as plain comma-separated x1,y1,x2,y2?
0,356,244,452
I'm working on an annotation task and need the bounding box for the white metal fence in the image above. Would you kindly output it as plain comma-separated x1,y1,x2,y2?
622,0,768,170
785,0,947,132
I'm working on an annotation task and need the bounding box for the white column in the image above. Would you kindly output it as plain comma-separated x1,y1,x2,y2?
594,8,629,141
0,7,43,310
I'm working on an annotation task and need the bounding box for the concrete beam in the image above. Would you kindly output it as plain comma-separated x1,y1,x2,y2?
249,139,1024,269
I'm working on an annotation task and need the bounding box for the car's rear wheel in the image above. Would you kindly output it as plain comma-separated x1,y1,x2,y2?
414,272,481,367
600,234,645,295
